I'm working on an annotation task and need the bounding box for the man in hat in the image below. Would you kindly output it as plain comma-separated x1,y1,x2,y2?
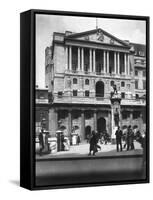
115,126,123,152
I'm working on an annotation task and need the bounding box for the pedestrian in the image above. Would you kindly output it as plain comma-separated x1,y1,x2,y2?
127,125,133,151
130,128,135,150
115,126,123,152
38,129,44,156
88,131,101,156
77,134,81,145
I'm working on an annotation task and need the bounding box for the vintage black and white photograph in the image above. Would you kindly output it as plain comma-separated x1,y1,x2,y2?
35,12,148,187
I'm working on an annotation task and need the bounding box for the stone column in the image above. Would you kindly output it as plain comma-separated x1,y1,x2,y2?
49,108,58,136
78,47,80,71
69,46,72,71
93,110,97,132
114,52,116,74
103,50,106,73
117,52,120,74
93,49,96,73
124,53,126,74
68,110,72,138
130,112,133,125
89,48,92,72
127,54,130,75
81,110,85,140
65,46,68,71
81,48,84,72
107,51,109,73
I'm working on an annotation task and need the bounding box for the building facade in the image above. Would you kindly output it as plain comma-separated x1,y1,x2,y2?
38,28,146,140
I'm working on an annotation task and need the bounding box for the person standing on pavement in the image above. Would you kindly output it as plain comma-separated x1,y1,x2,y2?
127,125,134,151
130,128,135,150
88,131,97,156
115,126,123,152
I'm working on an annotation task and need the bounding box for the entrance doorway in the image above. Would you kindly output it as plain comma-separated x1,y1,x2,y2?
97,117,106,133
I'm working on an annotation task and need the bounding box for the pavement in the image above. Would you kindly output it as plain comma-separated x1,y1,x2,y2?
36,141,143,160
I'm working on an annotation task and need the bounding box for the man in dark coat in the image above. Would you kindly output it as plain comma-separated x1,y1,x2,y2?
88,131,101,156
38,129,44,156
115,126,123,152
127,125,134,151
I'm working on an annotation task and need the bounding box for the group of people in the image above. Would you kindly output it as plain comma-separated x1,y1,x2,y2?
115,125,145,152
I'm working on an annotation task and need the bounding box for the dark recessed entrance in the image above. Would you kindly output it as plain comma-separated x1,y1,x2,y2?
97,117,106,133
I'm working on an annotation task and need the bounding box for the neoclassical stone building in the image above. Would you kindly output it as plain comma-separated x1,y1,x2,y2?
42,28,146,140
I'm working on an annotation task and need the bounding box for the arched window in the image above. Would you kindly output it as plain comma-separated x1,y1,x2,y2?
85,79,89,85
73,78,77,84
96,81,104,97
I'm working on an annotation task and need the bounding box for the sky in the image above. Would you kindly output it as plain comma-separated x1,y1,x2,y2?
36,14,146,88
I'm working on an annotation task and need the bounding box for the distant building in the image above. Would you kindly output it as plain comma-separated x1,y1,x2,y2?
36,28,146,140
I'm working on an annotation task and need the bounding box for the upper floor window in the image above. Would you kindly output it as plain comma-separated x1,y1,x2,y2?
73,90,77,96
135,80,138,89
135,70,138,76
121,81,125,87
85,79,89,85
127,84,130,89
121,92,125,99
143,70,146,77
110,81,114,86
143,80,146,90
73,78,77,84
85,90,90,97
135,94,139,99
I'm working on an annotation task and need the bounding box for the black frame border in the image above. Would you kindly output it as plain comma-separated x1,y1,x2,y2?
20,9,150,190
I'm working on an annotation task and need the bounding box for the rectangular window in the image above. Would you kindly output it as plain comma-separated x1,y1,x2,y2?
133,111,140,119
143,70,146,77
121,92,125,99
73,90,77,96
122,112,130,119
143,80,146,90
135,80,138,89
85,90,89,97
135,70,138,76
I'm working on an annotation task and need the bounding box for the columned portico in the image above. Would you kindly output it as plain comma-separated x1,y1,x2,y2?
124,53,126,74
107,51,109,73
117,52,120,74
81,48,84,71
78,47,81,71
89,48,92,72
127,54,130,75
114,52,117,74
65,46,68,70
103,50,106,73
93,49,96,73
69,46,72,71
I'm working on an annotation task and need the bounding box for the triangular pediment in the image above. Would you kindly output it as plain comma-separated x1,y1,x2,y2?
65,28,129,47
